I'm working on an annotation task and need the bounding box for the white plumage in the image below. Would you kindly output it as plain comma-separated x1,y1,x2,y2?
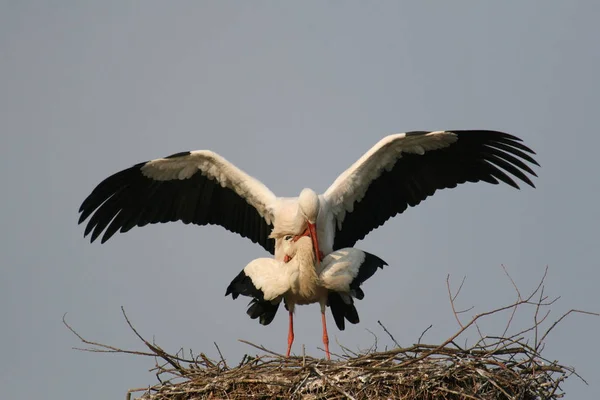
320,249,367,293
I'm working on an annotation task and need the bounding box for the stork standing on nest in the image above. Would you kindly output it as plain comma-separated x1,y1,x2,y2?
226,231,387,360
78,130,539,264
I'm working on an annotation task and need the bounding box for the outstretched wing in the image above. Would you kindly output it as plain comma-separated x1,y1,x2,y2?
324,130,539,250
79,150,277,253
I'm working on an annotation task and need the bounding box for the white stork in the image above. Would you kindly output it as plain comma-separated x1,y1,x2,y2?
78,130,539,261
225,233,387,360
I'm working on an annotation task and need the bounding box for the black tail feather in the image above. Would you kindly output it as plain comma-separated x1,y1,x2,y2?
344,301,360,324
227,269,280,325
247,299,280,326
328,292,360,330
327,251,387,330
350,252,387,294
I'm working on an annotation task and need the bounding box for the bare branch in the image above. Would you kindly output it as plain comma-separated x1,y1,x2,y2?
447,274,467,328
538,309,600,347
238,339,286,358
417,324,433,344
377,320,400,348
213,342,228,369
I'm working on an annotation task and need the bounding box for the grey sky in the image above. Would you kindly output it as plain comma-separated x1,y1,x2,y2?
1,1,598,398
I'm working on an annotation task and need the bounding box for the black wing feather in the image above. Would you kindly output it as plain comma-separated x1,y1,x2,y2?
79,154,275,253
333,130,538,250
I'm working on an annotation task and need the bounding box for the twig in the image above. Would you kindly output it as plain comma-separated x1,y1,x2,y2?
365,328,378,353
447,274,473,328
119,307,188,375
417,324,433,344
500,264,521,340
377,320,400,348
538,309,599,348
213,342,228,370
311,366,357,400
336,337,359,358
238,339,287,358
63,313,157,358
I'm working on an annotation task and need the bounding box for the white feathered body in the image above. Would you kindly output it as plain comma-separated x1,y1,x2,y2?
243,237,327,308
230,236,382,314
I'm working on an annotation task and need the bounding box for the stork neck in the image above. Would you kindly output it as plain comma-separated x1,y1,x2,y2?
287,236,320,300
294,237,317,268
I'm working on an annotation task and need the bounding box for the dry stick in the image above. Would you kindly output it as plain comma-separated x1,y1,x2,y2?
119,307,188,375
437,387,482,400
127,387,155,400
311,366,357,400
533,284,546,355
213,342,228,370
377,320,400,348
549,374,565,399
476,368,513,399
399,298,552,369
538,309,600,352
365,328,378,354
474,321,487,348
302,344,306,368
63,313,158,358
336,337,359,358
238,339,287,358
484,308,551,352
397,268,594,382
447,274,467,328
449,266,554,357
417,324,433,344
500,264,523,341
316,345,344,360
290,372,311,397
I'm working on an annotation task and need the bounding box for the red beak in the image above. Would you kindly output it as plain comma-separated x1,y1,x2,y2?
307,222,322,263
292,222,323,262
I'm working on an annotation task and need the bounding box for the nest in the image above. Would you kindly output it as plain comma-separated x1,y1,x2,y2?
64,267,596,400
129,340,574,400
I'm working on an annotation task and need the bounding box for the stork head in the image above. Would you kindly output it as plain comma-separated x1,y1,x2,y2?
295,188,322,263
298,188,319,224
281,234,297,261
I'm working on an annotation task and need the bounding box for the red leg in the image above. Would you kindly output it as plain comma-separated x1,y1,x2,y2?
321,310,330,360
286,310,294,357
